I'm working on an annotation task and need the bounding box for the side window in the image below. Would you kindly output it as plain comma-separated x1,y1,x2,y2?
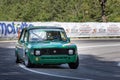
20,30,25,42
60,31,67,41
19,30,28,42
24,31,28,42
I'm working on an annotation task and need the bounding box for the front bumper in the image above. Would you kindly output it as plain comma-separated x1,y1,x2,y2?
29,54,78,64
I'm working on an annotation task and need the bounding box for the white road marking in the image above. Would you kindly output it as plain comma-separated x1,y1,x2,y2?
78,44,120,49
19,64,93,80
0,40,17,43
8,46,15,48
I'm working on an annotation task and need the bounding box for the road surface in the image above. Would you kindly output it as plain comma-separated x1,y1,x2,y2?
0,39,120,80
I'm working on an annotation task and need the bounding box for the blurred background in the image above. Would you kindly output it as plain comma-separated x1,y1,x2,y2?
0,0,120,40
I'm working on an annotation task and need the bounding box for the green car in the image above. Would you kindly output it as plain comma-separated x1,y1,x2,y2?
15,26,79,69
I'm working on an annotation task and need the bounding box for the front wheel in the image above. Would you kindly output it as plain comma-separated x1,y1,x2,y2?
68,57,79,69
15,51,21,63
24,54,33,67
15,54,20,63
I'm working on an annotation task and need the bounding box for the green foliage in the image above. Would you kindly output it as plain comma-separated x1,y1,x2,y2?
0,0,119,22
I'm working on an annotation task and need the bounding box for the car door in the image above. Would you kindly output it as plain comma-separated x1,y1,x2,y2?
17,29,27,60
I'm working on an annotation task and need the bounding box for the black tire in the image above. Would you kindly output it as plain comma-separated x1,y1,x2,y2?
15,52,20,63
16,55,20,63
68,57,79,69
24,54,33,67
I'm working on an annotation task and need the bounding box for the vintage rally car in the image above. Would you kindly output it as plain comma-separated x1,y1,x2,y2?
15,26,79,69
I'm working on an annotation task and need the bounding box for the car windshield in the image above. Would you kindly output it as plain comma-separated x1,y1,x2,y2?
29,29,67,42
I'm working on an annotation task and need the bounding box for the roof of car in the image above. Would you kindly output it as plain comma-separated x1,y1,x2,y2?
24,26,64,30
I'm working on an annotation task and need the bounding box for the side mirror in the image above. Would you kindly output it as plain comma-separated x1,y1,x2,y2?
67,37,71,42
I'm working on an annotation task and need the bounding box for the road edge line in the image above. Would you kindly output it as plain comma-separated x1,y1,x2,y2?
19,64,93,80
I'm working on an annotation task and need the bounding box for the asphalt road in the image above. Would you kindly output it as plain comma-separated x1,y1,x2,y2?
0,39,120,80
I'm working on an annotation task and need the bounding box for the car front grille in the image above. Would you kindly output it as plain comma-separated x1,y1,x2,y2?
34,48,75,55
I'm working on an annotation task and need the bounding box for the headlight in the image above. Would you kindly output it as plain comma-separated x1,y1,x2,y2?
35,50,41,56
68,50,73,55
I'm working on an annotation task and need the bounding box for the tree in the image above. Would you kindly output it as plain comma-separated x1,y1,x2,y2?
99,0,107,22
0,0,119,22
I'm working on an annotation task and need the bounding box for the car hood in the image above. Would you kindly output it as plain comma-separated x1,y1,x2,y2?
27,42,77,49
